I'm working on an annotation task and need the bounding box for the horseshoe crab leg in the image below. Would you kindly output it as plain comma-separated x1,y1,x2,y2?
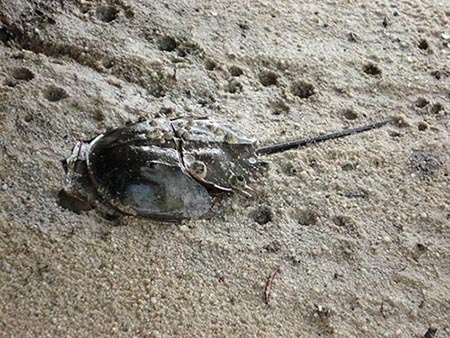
256,119,390,156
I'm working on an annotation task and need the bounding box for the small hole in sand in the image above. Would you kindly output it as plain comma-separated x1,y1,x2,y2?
291,80,315,98
415,97,429,108
0,27,9,43
44,86,68,102
225,80,242,93
341,163,356,171
177,49,187,58
363,63,382,76
228,65,243,77
343,108,358,120
417,122,428,131
4,78,17,87
157,36,178,52
298,209,318,226
263,240,281,253
204,58,217,71
102,57,114,69
282,162,297,176
416,243,427,252
96,6,119,23
47,16,56,25
430,103,443,114
347,32,358,42
91,110,105,121
388,130,402,138
11,67,34,81
258,70,278,86
418,39,429,50
430,70,442,80
271,100,290,115
333,215,354,227
238,22,249,30
252,207,273,225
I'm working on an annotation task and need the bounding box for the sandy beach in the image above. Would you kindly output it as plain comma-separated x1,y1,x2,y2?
0,1,449,337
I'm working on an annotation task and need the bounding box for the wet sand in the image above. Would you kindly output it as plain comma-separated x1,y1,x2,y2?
0,1,449,337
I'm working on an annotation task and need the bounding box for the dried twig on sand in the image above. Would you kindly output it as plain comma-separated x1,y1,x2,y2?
265,266,281,304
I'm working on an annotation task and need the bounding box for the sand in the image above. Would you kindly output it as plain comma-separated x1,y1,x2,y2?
0,0,449,337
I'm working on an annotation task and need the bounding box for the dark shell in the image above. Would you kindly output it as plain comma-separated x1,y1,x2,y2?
171,118,262,191
61,117,263,220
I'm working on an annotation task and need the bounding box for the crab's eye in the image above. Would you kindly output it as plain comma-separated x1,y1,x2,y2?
228,174,246,188
188,161,207,179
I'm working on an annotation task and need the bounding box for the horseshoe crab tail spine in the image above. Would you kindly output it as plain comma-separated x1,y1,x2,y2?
255,119,391,156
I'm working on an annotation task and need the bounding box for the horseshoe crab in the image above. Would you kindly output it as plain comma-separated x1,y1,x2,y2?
58,117,389,221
